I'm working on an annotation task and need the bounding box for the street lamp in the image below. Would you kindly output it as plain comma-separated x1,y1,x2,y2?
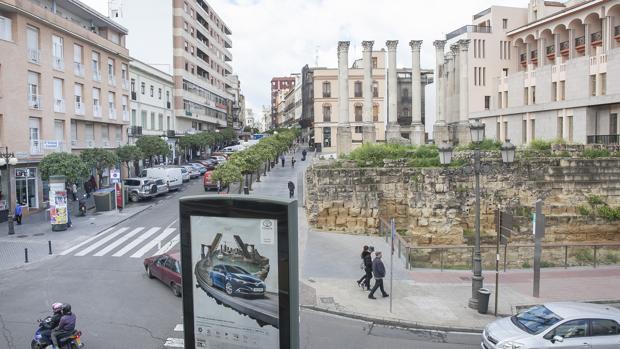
0,147,19,235
437,123,515,309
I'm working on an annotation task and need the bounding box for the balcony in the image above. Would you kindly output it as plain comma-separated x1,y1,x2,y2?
53,56,64,71
28,94,42,110
109,105,116,119
93,70,101,82
587,134,619,145
520,53,527,65
108,75,116,86
74,62,84,77
122,79,129,90
27,48,40,64
615,26,620,41
530,50,538,64
54,98,65,113
546,45,555,59
122,110,129,121
590,31,602,46
93,104,101,117
575,36,585,53
86,140,95,148
30,140,42,155
75,101,84,115
42,140,65,153
560,41,569,56
446,25,491,40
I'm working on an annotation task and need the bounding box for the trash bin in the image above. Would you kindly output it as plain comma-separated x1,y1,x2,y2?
93,188,116,212
478,288,491,314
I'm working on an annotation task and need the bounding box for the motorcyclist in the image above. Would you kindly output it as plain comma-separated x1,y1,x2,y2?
51,303,76,349
39,303,63,342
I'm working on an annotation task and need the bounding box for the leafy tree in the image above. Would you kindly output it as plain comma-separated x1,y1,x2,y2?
40,152,90,184
80,148,119,188
136,136,170,166
211,162,242,193
116,145,143,177
219,128,236,143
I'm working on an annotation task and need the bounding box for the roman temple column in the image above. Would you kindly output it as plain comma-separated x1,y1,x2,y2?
337,41,352,155
362,40,376,144
432,40,448,143
409,40,424,145
385,40,401,141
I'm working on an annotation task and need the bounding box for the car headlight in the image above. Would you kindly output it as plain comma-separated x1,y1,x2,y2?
498,341,524,349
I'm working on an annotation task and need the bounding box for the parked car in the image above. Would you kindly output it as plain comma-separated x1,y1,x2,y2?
144,252,182,297
122,178,158,202
182,165,200,179
211,152,229,160
179,167,190,182
210,155,228,164
153,178,169,196
203,171,220,191
198,159,217,170
482,302,620,349
140,167,183,191
189,163,207,174
208,264,265,297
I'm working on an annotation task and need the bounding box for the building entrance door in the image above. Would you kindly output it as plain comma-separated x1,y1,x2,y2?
15,168,38,208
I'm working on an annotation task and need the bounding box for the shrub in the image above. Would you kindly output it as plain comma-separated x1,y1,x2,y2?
575,249,594,265
347,143,440,168
528,139,552,151
540,261,555,268
577,205,591,216
587,195,605,207
604,253,619,264
521,261,531,268
583,149,610,158
597,206,620,221
460,139,501,151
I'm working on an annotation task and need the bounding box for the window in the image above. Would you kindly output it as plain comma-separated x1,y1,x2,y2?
591,319,619,336
322,104,331,122
108,92,116,119
322,81,331,98
531,86,536,104
610,113,618,135
600,73,606,96
354,81,362,97
354,126,363,134
73,44,83,76
557,116,564,139
354,104,363,122
27,71,40,109
115,126,121,142
122,95,128,121
131,79,136,93
402,88,409,97
567,115,573,142
524,87,529,105
93,88,101,117
502,18,508,29
559,80,565,101
372,81,379,98
158,88,162,99
484,96,490,110
530,119,536,140
121,63,128,84
483,67,486,86
52,35,64,70
552,82,557,101
550,320,588,339
54,120,64,141
503,121,508,141
323,127,331,147
590,75,596,96
141,110,147,127
85,123,94,142
26,26,40,63
71,120,77,142
131,109,137,126
158,113,163,130
498,92,502,109
402,107,409,117
373,104,379,121
150,85,154,97
92,52,100,80
474,67,478,85
141,82,145,94
53,78,64,112
166,91,170,102
150,112,155,130
74,83,83,114
107,58,115,85
101,124,109,143
522,120,527,143
372,57,377,68
0,15,13,41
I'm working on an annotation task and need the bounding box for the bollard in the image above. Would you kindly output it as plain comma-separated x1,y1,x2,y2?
25,248,29,263
48,240,53,255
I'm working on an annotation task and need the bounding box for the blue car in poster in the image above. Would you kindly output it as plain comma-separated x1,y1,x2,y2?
209,264,266,297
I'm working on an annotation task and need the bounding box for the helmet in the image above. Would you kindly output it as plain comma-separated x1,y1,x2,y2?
52,303,63,313
62,303,72,314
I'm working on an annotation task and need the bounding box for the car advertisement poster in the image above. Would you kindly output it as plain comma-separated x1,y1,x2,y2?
49,182,67,225
191,216,279,349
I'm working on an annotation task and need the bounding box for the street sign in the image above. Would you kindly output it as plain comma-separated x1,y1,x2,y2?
109,169,120,183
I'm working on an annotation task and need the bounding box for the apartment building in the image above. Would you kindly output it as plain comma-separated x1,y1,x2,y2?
436,0,620,146
313,41,433,154
0,0,129,209
270,76,295,128
277,74,302,128
110,0,234,134
127,59,174,144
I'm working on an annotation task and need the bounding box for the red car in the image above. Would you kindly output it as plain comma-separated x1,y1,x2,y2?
144,252,182,297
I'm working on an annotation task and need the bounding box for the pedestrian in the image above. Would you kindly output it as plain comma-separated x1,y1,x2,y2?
72,183,78,201
302,149,307,161
281,155,285,168
14,201,22,225
368,251,389,299
291,156,296,168
357,246,373,291
287,181,295,198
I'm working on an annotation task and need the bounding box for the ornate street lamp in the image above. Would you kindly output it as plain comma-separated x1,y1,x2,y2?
438,141,453,166
501,139,516,164
469,119,485,144
0,147,19,235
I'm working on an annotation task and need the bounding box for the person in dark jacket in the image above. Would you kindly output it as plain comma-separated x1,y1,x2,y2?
368,251,389,299
281,155,285,167
356,246,373,291
51,303,76,349
40,303,63,343
287,181,295,198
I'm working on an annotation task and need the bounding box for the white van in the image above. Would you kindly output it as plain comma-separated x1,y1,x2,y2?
140,167,183,191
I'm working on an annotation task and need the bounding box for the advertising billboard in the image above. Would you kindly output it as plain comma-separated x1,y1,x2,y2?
180,196,298,349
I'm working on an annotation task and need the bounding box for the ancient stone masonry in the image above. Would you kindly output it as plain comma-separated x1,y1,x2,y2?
305,156,620,245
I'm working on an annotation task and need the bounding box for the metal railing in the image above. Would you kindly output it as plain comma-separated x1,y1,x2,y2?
546,45,555,55
75,101,84,115
530,50,538,60
52,56,64,70
575,36,585,47
28,94,42,110
446,25,491,40
587,134,620,145
560,41,569,51
591,31,602,43
27,48,40,63
53,99,65,113
74,62,84,77
30,140,42,155
519,53,526,62
93,104,101,117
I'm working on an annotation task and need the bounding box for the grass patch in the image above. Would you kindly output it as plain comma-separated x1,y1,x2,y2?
346,143,441,168
578,205,591,216
587,195,606,207
575,249,594,264
528,139,553,151
597,206,620,221
583,149,611,158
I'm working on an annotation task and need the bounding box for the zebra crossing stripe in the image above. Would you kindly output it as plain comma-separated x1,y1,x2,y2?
112,227,161,257
74,227,129,256
59,227,115,256
153,235,180,256
130,228,177,258
93,227,145,257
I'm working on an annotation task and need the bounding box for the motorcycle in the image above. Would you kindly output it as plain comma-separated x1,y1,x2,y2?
78,193,87,217
32,316,84,349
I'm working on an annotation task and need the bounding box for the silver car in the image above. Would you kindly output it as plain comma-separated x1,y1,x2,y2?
482,302,620,349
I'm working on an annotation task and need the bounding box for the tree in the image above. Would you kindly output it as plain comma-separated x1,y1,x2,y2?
116,145,143,177
40,152,90,184
80,148,118,188
136,136,170,166
211,162,242,193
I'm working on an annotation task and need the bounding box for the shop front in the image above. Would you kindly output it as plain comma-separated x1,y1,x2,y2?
15,167,39,209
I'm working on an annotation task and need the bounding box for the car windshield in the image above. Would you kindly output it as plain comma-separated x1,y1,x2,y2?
226,265,249,274
512,305,563,334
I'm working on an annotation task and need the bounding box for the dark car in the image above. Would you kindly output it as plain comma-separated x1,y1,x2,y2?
144,252,182,297
209,264,265,297
198,159,217,171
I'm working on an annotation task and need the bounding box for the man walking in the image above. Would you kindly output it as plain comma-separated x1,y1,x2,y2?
287,181,295,198
281,155,285,167
291,156,296,168
368,251,389,299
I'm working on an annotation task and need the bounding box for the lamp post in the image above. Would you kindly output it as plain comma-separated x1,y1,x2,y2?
437,122,516,309
0,147,19,235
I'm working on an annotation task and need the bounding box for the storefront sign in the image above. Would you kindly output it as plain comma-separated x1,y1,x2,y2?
43,140,60,149
180,196,299,349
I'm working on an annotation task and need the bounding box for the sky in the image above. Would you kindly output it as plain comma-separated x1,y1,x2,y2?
82,0,527,130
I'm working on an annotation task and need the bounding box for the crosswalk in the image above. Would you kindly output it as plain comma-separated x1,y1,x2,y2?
59,224,179,258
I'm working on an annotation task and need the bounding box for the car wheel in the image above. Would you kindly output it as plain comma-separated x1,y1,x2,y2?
225,281,234,295
171,282,182,297
130,193,139,202
146,266,153,279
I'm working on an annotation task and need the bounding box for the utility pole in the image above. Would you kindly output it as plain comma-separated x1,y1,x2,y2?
533,199,545,298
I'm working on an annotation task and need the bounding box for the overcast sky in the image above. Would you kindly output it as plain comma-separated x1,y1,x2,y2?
82,0,527,130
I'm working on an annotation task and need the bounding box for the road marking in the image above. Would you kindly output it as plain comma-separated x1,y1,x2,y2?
59,227,115,256
153,235,180,256
74,228,129,256
112,227,160,257
130,228,176,258
93,227,144,257
174,324,183,332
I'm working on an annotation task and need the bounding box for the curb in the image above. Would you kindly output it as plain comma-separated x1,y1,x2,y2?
300,305,484,334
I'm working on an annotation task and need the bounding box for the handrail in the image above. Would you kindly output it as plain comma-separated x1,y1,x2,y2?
575,36,585,47
546,45,555,55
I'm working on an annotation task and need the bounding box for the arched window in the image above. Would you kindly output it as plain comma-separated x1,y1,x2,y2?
372,81,379,98
354,81,363,97
322,104,331,122
322,81,331,97
373,104,379,122
354,103,363,122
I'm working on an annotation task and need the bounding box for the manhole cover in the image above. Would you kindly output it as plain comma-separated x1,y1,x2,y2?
16,235,28,238
33,233,45,236
459,276,471,281
320,297,334,304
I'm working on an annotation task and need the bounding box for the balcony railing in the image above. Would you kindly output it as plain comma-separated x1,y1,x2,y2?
616,25,620,37
560,41,569,51
108,75,116,86
86,140,95,148
591,31,602,44
520,53,527,63
54,98,65,113
93,104,101,117
546,45,555,56
93,70,101,82
53,56,64,70
446,25,492,40
75,101,84,115
575,36,585,47
28,94,42,110
109,105,116,118
74,62,84,77
30,140,42,155
122,110,129,121
587,135,619,145
122,79,130,90
530,50,538,60
27,48,40,64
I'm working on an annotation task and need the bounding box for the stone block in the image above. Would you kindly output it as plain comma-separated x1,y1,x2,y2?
418,218,429,226
332,200,345,208
335,216,347,226
328,207,339,216
349,207,361,217
421,208,433,218
366,217,376,227
326,215,336,226
338,207,349,216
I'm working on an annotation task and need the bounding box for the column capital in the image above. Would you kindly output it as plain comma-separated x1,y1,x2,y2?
386,40,399,50
433,40,447,50
362,40,374,51
458,39,471,51
450,43,459,55
409,40,423,51
338,41,350,54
